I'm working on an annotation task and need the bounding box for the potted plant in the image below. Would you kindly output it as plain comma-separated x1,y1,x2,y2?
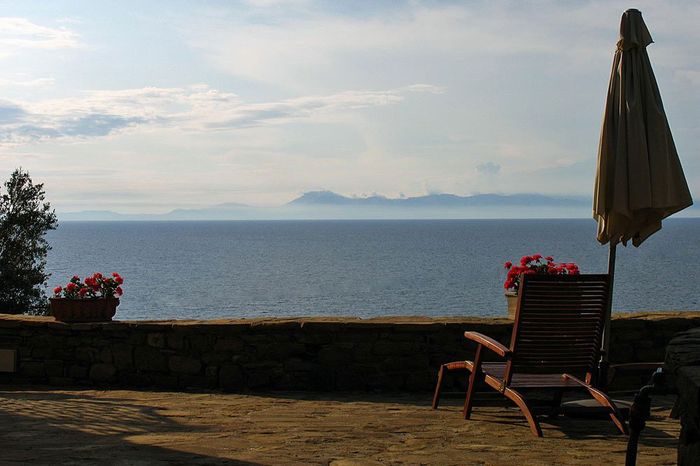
50,272,124,322
503,255,579,319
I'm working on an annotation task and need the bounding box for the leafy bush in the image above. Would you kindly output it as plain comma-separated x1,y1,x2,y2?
0,169,58,314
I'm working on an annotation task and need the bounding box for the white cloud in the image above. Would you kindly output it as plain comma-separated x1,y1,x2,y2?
0,76,55,88
0,17,79,57
0,84,442,145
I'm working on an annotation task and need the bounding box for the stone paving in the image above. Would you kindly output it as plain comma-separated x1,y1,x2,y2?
0,386,679,465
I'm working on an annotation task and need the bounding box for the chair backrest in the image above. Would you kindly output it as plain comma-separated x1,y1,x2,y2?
507,274,610,378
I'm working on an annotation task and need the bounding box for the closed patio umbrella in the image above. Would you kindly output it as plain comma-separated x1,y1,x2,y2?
593,9,693,379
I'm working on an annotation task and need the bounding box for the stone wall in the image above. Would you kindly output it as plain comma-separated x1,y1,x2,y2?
1,312,699,392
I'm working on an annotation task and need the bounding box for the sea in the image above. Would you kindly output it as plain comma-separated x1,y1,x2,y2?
44,218,700,320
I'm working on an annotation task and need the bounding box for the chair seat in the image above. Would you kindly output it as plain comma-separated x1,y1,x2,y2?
453,360,586,388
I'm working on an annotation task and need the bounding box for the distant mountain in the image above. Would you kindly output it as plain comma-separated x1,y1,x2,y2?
57,191,612,221
288,190,590,207
59,203,255,221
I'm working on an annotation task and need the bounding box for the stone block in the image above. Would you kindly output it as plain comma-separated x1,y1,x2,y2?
48,376,74,386
178,374,217,389
20,361,45,378
335,370,365,390
127,332,147,345
146,332,166,348
75,347,98,362
298,331,334,345
205,365,218,378
167,332,186,350
0,319,22,329
44,360,64,377
148,374,179,388
318,347,353,365
111,343,133,369
68,365,89,379
372,340,416,356
52,347,76,360
366,372,404,390
284,358,318,373
134,346,169,372
0,335,21,346
214,338,244,353
18,346,32,359
90,363,117,382
30,346,54,359
201,352,230,364
247,370,273,389
380,355,428,372
405,370,434,391
99,347,113,363
121,373,152,387
219,364,243,390
254,341,306,359
188,334,215,353
169,355,202,374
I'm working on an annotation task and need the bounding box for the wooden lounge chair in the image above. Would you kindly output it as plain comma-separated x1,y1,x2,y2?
432,274,627,437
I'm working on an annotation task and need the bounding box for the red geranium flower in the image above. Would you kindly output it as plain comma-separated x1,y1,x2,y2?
502,255,580,292
52,272,125,299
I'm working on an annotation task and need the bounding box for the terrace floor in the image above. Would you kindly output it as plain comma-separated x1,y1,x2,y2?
0,386,679,465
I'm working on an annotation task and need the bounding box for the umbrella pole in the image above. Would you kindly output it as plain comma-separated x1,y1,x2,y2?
598,241,617,388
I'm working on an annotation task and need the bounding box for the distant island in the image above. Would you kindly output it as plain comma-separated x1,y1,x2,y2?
288,191,590,207
58,190,700,220
58,191,606,221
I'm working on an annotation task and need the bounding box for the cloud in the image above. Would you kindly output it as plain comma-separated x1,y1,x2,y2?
0,84,442,144
0,17,79,57
476,161,501,175
0,77,55,88
0,101,26,123
183,2,610,93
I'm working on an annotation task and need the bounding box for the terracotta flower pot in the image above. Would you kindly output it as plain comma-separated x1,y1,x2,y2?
49,298,119,323
505,291,518,319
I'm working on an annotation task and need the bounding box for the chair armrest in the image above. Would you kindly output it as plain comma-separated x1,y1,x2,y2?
464,331,511,358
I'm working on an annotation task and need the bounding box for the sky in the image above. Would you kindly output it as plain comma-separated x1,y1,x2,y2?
0,0,698,213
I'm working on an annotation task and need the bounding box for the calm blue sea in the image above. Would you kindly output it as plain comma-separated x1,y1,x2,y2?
44,219,700,320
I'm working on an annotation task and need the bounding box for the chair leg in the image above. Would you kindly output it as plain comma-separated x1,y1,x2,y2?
432,365,446,409
503,387,543,437
563,373,628,435
548,389,565,418
463,346,483,419
433,361,470,410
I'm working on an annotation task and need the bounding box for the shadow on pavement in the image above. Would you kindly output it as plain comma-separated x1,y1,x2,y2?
0,388,261,465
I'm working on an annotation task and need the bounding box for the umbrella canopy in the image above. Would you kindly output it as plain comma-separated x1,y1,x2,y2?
594,9,692,247
593,9,693,385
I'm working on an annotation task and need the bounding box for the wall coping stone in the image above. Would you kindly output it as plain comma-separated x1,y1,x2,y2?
2,310,699,329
